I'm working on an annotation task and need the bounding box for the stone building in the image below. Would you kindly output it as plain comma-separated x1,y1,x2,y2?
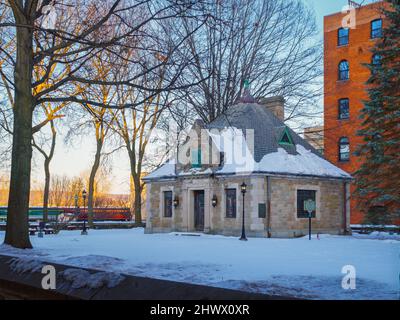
143,88,352,238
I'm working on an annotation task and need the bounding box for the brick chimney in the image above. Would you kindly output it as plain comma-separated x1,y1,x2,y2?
258,96,285,121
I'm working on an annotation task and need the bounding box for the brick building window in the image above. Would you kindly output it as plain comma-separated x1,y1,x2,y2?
297,190,316,218
372,54,382,66
163,191,173,217
338,98,349,119
338,60,349,80
371,19,382,39
371,54,382,75
225,189,237,218
339,137,350,161
338,28,349,46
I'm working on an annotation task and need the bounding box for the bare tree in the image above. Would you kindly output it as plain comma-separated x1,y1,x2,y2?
0,0,211,248
32,118,56,222
49,174,70,207
170,0,322,124
76,53,119,227
110,60,171,226
66,176,85,207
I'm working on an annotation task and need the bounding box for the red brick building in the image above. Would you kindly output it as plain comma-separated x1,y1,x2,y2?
323,1,388,224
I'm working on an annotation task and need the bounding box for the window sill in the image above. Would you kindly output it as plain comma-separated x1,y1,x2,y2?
337,44,349,48
338,117,350,121
337,79,349,83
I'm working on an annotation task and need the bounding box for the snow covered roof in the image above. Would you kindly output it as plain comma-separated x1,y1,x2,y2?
144,101,352,181
144,159,176,180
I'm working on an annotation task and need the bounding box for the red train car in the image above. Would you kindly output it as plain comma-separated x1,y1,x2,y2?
60,207,131,221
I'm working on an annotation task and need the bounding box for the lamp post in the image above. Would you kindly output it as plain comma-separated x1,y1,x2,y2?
81,190,88,235
239,182,248,241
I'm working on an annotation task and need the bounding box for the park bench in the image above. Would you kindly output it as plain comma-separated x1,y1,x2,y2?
29,223,55,236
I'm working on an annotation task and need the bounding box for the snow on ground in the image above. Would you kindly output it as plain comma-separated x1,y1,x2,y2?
0,228,398,300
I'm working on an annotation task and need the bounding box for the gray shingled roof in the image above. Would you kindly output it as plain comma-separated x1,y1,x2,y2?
206,102,321,162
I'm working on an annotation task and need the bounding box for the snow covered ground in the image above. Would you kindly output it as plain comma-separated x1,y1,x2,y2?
0,228,399,300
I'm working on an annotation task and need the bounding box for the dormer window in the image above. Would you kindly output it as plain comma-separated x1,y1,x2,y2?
191,148,201,168
279,127,294,146
219,152,225,167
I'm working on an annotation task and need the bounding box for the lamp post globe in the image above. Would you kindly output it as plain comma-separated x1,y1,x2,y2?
239,182,247,241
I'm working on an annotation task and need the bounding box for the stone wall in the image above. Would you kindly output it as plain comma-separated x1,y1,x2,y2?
269,177,346,237
145,175,348,238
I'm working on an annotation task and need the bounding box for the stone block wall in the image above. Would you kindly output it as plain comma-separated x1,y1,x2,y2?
145,175,347,238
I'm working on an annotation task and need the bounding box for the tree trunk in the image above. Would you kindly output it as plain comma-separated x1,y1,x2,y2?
88,136,102,227
132,173,143,227
43,158,50,223
42,122,56,223
4,26,34,249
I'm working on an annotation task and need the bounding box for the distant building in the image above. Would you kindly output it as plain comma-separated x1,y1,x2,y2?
144,86,351,238
323,1,389,224
304,126,324,155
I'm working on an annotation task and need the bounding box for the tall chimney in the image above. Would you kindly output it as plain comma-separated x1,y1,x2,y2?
259,96,285,121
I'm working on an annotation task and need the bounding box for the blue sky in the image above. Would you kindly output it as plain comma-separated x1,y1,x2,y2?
306,0,378,34
306,0,351,32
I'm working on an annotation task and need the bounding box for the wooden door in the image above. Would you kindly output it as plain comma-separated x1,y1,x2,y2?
194,191,205,231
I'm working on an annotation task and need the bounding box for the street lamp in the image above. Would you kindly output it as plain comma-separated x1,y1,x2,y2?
239,182,247,241
211,195,218,207
81,190,88,235
173,196,179,208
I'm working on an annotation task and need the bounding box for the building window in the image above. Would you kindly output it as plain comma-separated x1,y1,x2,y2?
371,19,382,39
339,137,350,161
338,98,349,119
225,189,237,218
163,191,173,217
297,189,316,218
371,54,382,75
219,152,225,167
338,60,349,81
371,53,382,74
258,203,266,218
278,127,294,146
338,28,349,46
191,148,201,168
372,54,382,66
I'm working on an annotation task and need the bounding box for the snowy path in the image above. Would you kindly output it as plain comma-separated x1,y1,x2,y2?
0,228,399,299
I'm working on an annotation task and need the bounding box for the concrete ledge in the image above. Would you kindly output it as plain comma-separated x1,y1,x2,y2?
0,254,295,300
